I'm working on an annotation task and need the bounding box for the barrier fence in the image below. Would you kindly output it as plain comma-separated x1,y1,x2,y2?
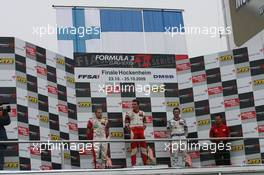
1,137,264,170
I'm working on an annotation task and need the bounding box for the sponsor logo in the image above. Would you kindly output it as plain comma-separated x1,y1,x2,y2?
27,96,38,103
190,61,204,68
18,126,29,136
254,79,264,86
40,165,52,170
36,66,47,76
95,55,131,61
16,76,27,84
68,122,78,131
78,74,100,79
77,54,176,68
76,54,135,67
121,101,132,109
58,104,68,113
4,162,19,169
196,106,209,113
231,145,244,151
50,134,60,140
164,101,179,107
66,76,75,84
224,98,240,108
236,66,250,73
154,131,168,138
47,85,58,95
111,132,123,138
182,107,194,113
247,159,261,164
175,55,189,61
153,74,174,79
39,115,49,123
56,58,65,65
151,86,166,93
0,43,14,48
79,149,93,156
39,100,48,106
133,55,152,68
26,46,36,57
189,151,200,159
197,119,210,126
240,111,256,120
20,163,31,169
176,62,191,72
6,145,18,152
0,58,14,64
36,51,45,58
50,119,58,125
108,118,123,123
78,102,92,108
208,86,223,95
145,116,153,123
30,146,41,155
219,55,233,61
16,60,26,67
64,152,70,159
192,74,206,84
258,125,264,133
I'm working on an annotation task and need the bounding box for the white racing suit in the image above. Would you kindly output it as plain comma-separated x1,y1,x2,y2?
87,117,109,169
167,118,188,167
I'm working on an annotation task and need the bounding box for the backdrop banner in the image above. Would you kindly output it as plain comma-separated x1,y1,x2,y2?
74,48,264,167
1,36,264,170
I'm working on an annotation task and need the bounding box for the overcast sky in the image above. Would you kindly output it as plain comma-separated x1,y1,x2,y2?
0,0,229,57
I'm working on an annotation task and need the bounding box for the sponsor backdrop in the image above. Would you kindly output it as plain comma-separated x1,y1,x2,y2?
56,7,187,58
0,37,77,170
74,49,264,168
74,53,184,168
1,36,264,169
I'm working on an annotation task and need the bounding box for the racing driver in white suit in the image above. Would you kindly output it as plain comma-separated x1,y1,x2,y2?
167,107,188,168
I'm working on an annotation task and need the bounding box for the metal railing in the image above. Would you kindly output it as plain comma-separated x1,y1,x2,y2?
0,136,263,143
1,136,264,174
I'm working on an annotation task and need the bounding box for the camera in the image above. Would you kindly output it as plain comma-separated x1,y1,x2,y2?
0,103,11,113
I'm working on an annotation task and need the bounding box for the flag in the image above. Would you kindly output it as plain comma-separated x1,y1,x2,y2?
56,7,187,58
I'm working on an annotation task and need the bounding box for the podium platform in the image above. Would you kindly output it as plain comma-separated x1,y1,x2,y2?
1,165,264,175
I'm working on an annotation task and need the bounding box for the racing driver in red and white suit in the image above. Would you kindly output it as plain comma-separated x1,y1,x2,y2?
125,99,148,166
87,107,112,169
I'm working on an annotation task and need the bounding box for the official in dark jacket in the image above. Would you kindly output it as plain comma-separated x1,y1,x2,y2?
0,108,11,170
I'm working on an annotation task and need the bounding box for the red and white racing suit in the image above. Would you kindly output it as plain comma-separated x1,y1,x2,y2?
87,117,109,169
125,110,147,166
167,118,188,167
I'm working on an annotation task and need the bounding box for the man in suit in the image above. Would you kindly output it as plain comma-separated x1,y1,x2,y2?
0,104,11,170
